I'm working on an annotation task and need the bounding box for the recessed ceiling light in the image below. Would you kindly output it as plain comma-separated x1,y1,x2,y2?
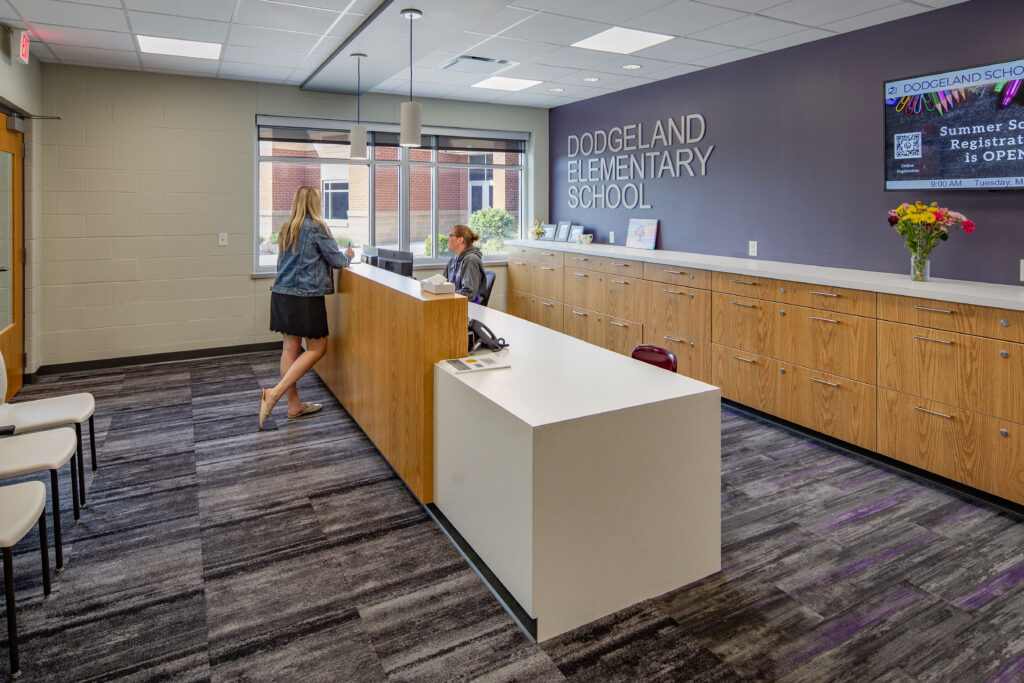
621,64,642,70
137,35,221,60
472,76,543,91
548,87,564,92
582,77,600,82
572,27,672,55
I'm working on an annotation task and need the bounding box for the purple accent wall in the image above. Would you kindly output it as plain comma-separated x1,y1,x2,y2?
549,0,1024,286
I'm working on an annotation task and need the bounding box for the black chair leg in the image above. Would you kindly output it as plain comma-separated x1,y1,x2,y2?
89,415,97,473
68,449,80,524
74,423,86,509
48,470,63,572
3,547,19,679
38,514,50,598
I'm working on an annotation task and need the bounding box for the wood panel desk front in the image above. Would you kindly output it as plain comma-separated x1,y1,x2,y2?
316,263,467,503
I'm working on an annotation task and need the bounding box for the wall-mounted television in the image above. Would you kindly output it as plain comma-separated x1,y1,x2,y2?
884,58,1024,190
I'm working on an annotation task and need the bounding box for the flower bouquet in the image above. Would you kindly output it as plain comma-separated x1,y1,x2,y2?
529,219,545,240
888,201,975,281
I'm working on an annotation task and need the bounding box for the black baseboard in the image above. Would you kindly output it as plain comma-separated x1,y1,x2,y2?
722,398,1024,520
25,341,284,382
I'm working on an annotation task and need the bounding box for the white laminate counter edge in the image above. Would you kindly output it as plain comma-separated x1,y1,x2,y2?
509,240,1024,311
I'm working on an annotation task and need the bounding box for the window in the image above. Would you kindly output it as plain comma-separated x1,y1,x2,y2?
256,122,526,272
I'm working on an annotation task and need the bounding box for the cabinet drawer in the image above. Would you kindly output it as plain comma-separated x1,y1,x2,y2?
531,247,565,267
564,267,602,310
599,314,643,356
776,305,876,384
602,273,643,321
508,245,535,261
713,271,775,298
877,389,1024,504
643,262,711,289
644,325,711,384
564,306,599,345
508,259,533,295
643,281,711,339
776,280,876,317
532,295,563,333
878,321,1024,423
508,290,530,319
782,363,876,450
564,252,600,270
593,256,644,276
711,344,780,415
711,292,777,357
532,263,564,302
878,294,1024,344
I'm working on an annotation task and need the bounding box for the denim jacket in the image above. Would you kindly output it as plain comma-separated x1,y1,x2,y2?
271,218,351,296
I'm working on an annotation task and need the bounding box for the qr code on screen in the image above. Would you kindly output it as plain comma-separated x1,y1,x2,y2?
894,132,921,159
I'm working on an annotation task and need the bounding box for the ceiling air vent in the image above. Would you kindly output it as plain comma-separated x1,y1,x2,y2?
440,55,514,74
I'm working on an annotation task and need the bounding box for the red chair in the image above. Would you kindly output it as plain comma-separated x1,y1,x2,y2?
631,344,677,372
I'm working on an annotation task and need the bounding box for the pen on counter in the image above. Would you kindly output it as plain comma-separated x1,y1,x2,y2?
1001,79,1021,108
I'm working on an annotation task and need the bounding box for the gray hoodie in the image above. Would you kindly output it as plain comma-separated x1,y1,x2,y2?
444,245,486,303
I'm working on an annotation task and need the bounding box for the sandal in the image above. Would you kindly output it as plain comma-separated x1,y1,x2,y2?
258,389,273,430
288,402,322,419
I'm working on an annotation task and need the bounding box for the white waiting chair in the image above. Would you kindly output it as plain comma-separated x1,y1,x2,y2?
1,481,52,679
0,353,96,509
0,428,80,571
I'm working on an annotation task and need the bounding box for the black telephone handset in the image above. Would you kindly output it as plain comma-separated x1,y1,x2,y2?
468,318,508,353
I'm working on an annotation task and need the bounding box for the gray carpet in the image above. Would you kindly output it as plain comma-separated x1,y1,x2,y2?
2,350,1023,681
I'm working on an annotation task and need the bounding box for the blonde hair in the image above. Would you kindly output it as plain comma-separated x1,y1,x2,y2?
450,224,479,247
279,186,330,252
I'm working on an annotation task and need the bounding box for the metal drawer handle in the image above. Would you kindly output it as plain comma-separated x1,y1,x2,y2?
541,302,553,307
731,301,754,308
663,289,682,295
664,269,684,275
809,291,839,297
810,316,839,323
914,305,953,314
611,280,628,284
731,355,755,364
540,252,555,255
914,335,953,344
663,335,683,343
541,267,555,271
731,279,756,285
609,321,628,328
572,311,587,317
610,262,630,267
809,377,839,388
572,273,588,277
915,406,953,419
573,257,589,261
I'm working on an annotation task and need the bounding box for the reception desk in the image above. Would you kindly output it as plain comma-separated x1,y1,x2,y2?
316,264,467,503
434,304,722,640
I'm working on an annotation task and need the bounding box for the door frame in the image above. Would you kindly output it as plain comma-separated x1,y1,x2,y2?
0,113,24,400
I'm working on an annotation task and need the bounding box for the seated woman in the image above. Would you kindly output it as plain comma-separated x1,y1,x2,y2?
443,224,486,303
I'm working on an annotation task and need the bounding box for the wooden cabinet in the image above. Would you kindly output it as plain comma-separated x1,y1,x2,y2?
533,263,564,302
602,273,643,322
711,344,781,415
644,325,711,383
564,267,602,310
564,306,599,345
508,245,535,261
781,363,876,450
508,290,529,319
530,247,565,267
532,295,563,333
599,314,643,355
643,281,711,340
564,253,600,270
776,280,876,317
508,259,533,295
878,293,1024,344
593,256,644,277
711,292,778,357
713,271,774,299
643,262,711,290
775,305,876,384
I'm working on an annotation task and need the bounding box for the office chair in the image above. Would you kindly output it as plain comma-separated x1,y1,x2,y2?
631,345,677,373
480,270,497,307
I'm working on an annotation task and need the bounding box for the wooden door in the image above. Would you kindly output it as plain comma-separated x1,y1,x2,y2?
0,114,23,400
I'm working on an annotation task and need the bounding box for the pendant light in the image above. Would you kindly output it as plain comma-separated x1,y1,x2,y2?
350,52,367,159
399,8,422,148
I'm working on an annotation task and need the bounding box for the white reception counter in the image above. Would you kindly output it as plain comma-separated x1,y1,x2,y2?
433,304,721,640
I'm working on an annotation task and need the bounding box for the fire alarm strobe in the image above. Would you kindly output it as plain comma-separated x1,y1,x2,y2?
18,31,29,65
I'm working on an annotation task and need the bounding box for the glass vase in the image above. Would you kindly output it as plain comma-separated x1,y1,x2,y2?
910,251,930,282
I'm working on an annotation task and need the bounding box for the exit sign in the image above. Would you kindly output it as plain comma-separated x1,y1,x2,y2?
17,31,29,65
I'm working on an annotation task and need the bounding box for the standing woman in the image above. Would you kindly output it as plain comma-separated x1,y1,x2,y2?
259,185,355,430
443,224,486,303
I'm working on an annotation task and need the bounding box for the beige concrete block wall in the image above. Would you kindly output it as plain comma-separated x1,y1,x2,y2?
37,64,547,367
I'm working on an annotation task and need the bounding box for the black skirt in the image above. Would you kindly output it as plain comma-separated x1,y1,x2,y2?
269,292,329,339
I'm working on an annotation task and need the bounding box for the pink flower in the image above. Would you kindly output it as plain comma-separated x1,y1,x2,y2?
888,215,899,226
962,220,975,234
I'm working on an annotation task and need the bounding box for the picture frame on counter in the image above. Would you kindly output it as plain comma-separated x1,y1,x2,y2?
554,222,571,241
539,224,557,241
568,224,585,242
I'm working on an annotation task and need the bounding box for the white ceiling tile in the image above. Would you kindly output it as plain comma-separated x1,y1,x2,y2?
500,13,612,47
506,0,561,9
415,68,489,87
222,44,305,68
762,0,901,27
550,71,637,88
411,82,463,97
499,62,576,81
542,0,677,25
467,6,535,35
623,1,745,36
68,0,122,7
125,0,236,22
689,46,760,67
530,45,615,69
234,0,339,35
589,54,678,76
10,0,130,32
642,63,702,79
415,51,460,69
748,27,831,51
698,0,790,10
48,44,141,67
469,36,560,63
821,2,930,33
128,12,229,43
278,0,363,10
226,25,320,53
218,61,295,81
689,15,805,47
326,13,369,39
28,41,57,61
500,92,556,107
633,36,730,62
140,53,220,73
29,23,136,51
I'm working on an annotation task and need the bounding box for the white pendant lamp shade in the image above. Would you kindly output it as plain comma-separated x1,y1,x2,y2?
350,123,367,158
400,101,421,147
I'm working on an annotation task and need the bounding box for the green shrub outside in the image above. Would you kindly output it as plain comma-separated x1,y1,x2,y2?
469,208,516,249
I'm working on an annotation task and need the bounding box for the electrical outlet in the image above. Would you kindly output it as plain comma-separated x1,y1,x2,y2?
609,231,615,243
1020,258,1024,281
748,240,758,257
218,233,228,246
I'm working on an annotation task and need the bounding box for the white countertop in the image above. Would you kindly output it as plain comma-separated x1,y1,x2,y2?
508,240,1024,311
437,304,718,428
